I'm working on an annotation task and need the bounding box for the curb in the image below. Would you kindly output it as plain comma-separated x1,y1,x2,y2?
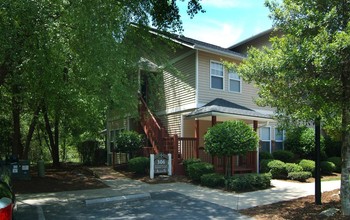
85,193,151,206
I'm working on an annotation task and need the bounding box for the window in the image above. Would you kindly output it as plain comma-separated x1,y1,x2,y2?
260,127,271,153
229,70,241,92
275,128,284,151
210,61,224,90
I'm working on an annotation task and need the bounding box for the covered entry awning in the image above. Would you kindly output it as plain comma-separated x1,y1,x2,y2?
186,98,274,122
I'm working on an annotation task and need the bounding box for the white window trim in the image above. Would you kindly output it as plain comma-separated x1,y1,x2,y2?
228,70,242,93
210,60,224,90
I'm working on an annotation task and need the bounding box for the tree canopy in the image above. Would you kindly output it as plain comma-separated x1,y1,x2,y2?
237,0,350,215
0,0,204,166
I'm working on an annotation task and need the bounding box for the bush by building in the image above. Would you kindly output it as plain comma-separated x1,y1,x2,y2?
285,163,303,173
272,150,295,163
320,161,336,175
267,160,287,179
226,173,271,192
260,159,274,173
183,158,201,174
327,157,341,173
187,162,214,182
299,159,315,174
259,151,273,160
287,171,312,182
128,157,149,174
200,173,225,188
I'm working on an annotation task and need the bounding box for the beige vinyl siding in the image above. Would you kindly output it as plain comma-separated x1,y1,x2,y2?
159,113,182,136
197,51,273,112
161,48,196,112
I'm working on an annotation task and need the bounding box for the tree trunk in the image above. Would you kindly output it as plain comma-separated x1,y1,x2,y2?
341,105,350,216
43,107,60,168
11,85,22,158
0,64,8,86
23,105,41,159
52,116,60,167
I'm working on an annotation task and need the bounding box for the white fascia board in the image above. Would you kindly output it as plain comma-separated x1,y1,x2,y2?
194,45,244,61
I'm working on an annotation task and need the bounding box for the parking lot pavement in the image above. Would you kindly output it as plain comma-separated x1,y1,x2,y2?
14,191,252,220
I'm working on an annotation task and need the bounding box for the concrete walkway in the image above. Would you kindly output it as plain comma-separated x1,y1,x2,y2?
16,169,340,212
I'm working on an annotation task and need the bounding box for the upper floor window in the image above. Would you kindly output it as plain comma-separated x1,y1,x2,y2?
229,70,241,92
210,61,224,90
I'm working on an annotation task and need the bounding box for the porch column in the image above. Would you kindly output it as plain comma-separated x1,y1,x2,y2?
195,119,199,158
211,116,217,126
253,120,258,132
253,120,258,173
211,116,217,167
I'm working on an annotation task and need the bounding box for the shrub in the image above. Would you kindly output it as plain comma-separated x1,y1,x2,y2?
299,159,315,174
267,160,287,179
260,159,273,173
226,173,271,192
328,157,341,173
272,150,295,163
320,161,336,175
259,151,273,160
200,173,225,188
187,162,214,182
324,135,341,157
285,163,303,173
287,171,312,182
114,131,143,154
128,157,149,174
285,127,325,159
77,140,99,165
183,158,201,174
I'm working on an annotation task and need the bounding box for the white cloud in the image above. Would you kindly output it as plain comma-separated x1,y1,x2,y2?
183,22,243,47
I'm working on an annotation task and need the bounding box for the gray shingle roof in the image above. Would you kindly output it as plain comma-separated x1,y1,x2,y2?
187,98,272,119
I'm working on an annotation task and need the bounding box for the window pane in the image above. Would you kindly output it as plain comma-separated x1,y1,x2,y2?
211,76,223,89
261,141,270,152
229,72,240,80
211,62,223,76
260,127,270,140
230,79,240,92
275,142,283,151
275,129,283,141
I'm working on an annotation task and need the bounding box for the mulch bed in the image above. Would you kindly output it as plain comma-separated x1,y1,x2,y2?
12,164,108,194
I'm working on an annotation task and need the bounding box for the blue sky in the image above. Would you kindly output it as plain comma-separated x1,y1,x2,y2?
178,0,273,48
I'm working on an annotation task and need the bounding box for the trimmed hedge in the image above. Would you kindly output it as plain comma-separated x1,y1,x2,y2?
200,173,225,188
287,171,312,182
128,157,149,174
285,163,303,173
299,159,315,174
267,160,287,179
183,158,201,174
272,150,294,163
226,173,271,192
260,159,274,173
327,157,341,173
320,161,336,175
187,162,214,182
259,151,273,160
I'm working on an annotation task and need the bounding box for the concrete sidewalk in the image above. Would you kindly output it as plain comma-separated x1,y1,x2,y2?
16,172,340,211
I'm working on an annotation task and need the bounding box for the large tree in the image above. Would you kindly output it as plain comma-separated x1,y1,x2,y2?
0,0,204,166
237,0,350,215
